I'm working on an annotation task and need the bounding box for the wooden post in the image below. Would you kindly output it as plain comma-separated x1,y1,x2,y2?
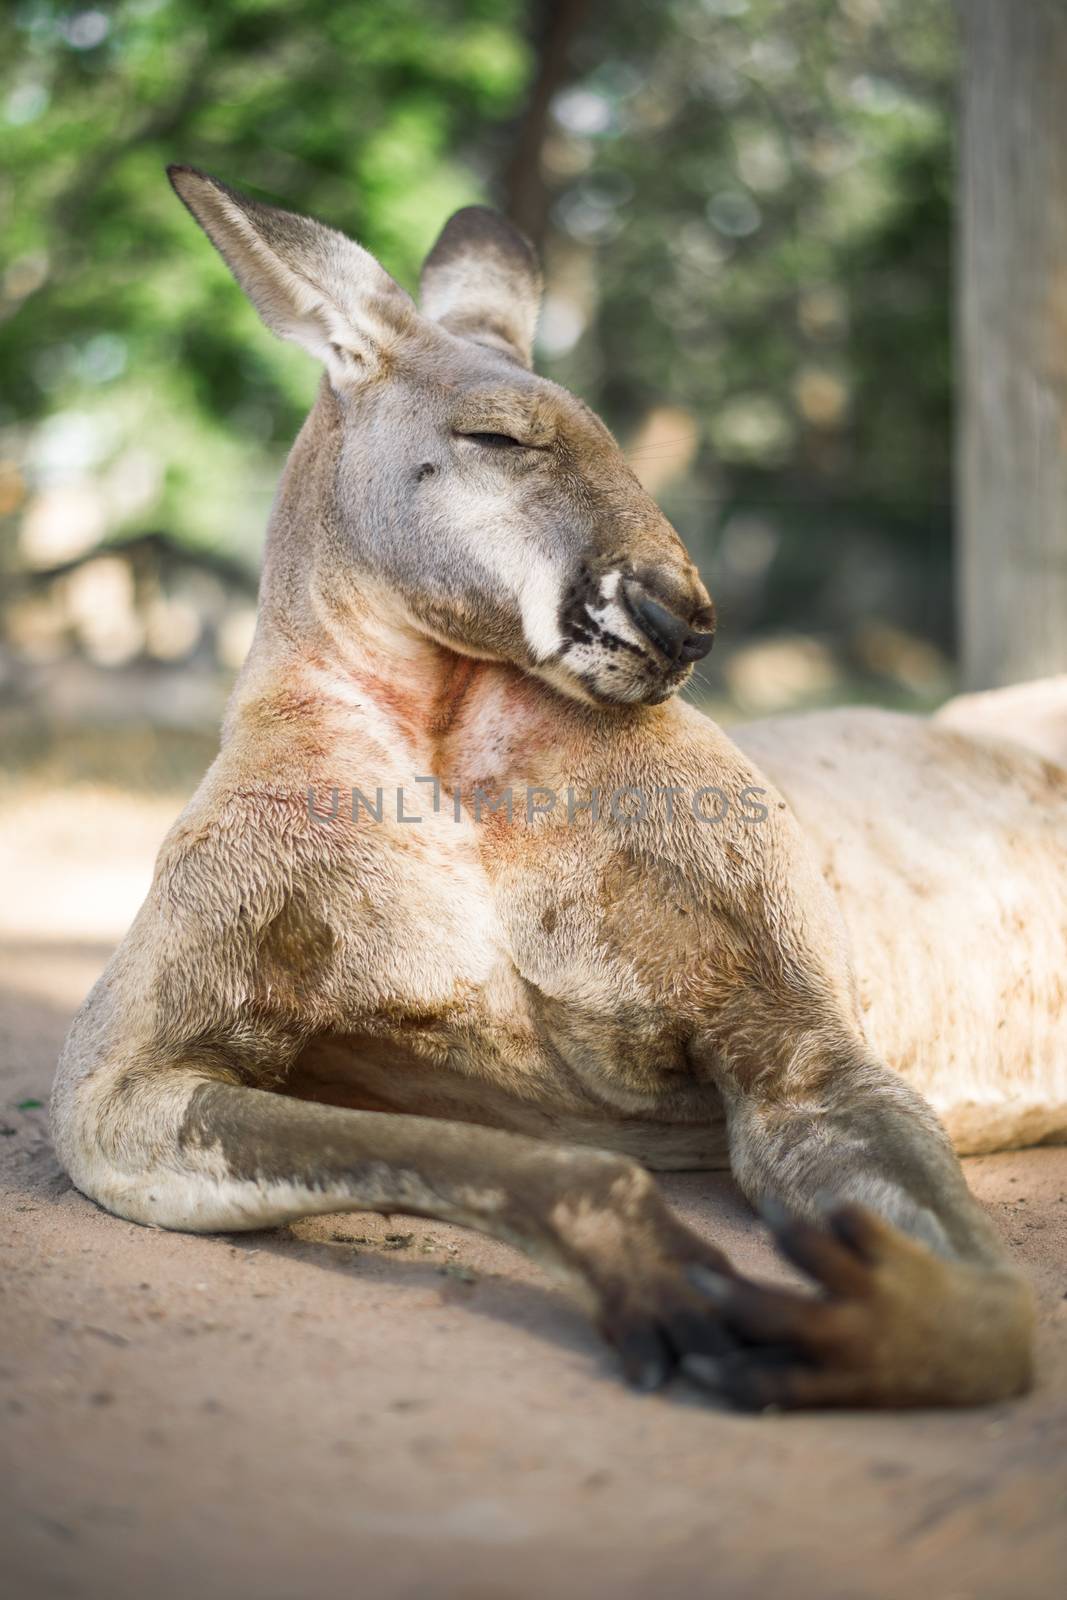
956,0,1067,688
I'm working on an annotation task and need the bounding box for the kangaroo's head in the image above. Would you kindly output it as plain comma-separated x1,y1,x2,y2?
169,167,715,708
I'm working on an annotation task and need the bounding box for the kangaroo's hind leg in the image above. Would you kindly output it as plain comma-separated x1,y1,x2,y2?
52,1035,746,1392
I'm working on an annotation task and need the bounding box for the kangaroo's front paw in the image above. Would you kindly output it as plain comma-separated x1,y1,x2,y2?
554,1158,740,1392
596,1257,739,1393
681,1204,1034,1411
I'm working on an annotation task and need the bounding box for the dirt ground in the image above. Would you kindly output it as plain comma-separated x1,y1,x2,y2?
2,738,1065,1600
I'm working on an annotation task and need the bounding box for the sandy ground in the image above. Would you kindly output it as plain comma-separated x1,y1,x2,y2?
1,751,1066,1600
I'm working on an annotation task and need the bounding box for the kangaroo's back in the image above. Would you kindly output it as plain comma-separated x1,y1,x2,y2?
735,703,1067,1152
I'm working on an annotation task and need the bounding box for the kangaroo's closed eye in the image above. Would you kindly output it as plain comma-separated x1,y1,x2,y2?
457,431,527,449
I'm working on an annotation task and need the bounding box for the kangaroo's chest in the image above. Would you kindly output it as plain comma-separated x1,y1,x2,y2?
302,811,691,1090
295,675,679,1077
283,671,775,1154
289,769,729,1152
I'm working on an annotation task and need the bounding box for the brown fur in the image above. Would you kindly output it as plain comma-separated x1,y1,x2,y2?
51,171,1060,1411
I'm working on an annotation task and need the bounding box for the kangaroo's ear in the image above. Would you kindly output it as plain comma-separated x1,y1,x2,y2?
167,166,416,384
419,207,541,369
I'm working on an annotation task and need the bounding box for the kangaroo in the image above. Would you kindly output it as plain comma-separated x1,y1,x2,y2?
52,167,1067,1410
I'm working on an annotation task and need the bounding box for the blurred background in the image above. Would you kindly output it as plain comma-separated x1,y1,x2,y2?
1,0,962,765
3,15,1067,1591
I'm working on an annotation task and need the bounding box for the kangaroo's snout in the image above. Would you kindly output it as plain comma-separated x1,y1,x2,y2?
622,579,715,664
553,555,715,706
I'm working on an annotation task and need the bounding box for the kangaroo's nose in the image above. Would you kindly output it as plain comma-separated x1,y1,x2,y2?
622,580,715,664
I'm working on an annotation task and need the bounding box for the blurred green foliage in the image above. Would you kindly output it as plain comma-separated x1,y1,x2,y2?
0,0,956,658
